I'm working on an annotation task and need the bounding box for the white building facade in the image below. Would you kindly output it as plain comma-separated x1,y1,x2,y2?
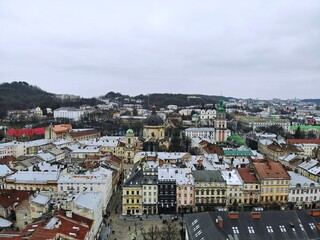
53,107,84,121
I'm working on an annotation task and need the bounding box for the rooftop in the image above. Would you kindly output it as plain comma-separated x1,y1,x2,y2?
253,160,290,180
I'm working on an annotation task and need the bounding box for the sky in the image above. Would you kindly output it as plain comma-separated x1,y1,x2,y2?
0,1,319,100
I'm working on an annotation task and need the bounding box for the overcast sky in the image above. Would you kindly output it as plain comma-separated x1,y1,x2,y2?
0,1,319,100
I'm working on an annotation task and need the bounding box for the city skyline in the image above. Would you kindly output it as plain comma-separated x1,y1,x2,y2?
1,1,320,100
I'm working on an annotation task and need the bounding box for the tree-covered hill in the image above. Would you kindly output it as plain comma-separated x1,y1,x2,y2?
102,92,231,109
0,81,102,118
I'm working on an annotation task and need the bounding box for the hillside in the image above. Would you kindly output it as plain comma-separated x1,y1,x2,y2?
102,92,231,108
0,81,102,118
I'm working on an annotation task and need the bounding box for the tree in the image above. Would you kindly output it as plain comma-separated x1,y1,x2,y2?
133,108,138,116
307,131,318,139
294,126,303,139
142,225,161,240
160,222,179,240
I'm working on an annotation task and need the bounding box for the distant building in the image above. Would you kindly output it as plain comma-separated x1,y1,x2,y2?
239,116,290,131
5,127,45,142
53,107,84,121
185,127,215,140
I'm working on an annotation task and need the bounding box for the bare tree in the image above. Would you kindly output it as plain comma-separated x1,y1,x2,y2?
160,222,179,240
142,225,161,240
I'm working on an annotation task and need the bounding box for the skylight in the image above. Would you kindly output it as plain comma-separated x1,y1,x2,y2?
309,223,316,230
192,219,198,226
248,226,255,234
232,226,240,234
279,225,286,233
266,226,274,233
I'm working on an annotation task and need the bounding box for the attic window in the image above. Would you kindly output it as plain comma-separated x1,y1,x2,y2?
309,223,316,230
195,230,202,237
193,225,200,232
191,219,198,226
279,225,286,233
266,226,274,233
299,224,305,231
248,226,255,234
232,226,239,234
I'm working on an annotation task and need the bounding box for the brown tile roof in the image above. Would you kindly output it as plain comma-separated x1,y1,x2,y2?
238,168,259,183
26,210,93,240
202,143,224,155
52,124,72,133
69,129,100,138
253,160,290,180
0,189,33,208
288,139,320,145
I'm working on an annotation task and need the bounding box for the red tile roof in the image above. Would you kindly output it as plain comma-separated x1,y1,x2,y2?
6,128,45,137
0,189,33,209
253,160,290,180
238,168,259,183
288,139,320,145
26,210,93,240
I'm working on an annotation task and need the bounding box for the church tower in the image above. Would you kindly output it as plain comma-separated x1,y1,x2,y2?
124,129,136,163
215,100,228,142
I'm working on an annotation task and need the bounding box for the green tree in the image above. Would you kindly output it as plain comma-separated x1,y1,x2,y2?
294,126,303,139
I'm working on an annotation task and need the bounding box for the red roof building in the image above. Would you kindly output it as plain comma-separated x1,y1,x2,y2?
5,128,45,142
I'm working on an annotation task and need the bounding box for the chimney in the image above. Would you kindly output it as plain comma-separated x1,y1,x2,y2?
310,209,320,217
317,223,320,231
216,216,223,229
228,212,239,219
66,209,73,218
251,212,261,219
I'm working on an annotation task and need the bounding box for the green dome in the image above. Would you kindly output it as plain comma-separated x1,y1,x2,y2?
126,129,134,135
217,100,225,112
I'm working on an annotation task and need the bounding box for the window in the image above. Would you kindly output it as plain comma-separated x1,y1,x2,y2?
279,225,286,233
137,191,140,195
232,227,239,234
126,199,129,203
248,226,255,234
309,223,316,230
266,226,273,233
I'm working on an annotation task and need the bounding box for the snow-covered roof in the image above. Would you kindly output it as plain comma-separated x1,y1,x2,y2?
31,193,51,205
258,139,273,146
6,171,60,184
27,162,61,172
25,139,52,148
185,127,215,132
52,139,71,146
79,137,123,148
74,192,102,210
158,167,193,185
0,165,13,177
36,153,55,162
71,146,100,153
308,166,320,175
221,170,243,186
0,217,12,228
288,171,319,187
298,159,318,170
279,154,297,162
58,167,112,184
